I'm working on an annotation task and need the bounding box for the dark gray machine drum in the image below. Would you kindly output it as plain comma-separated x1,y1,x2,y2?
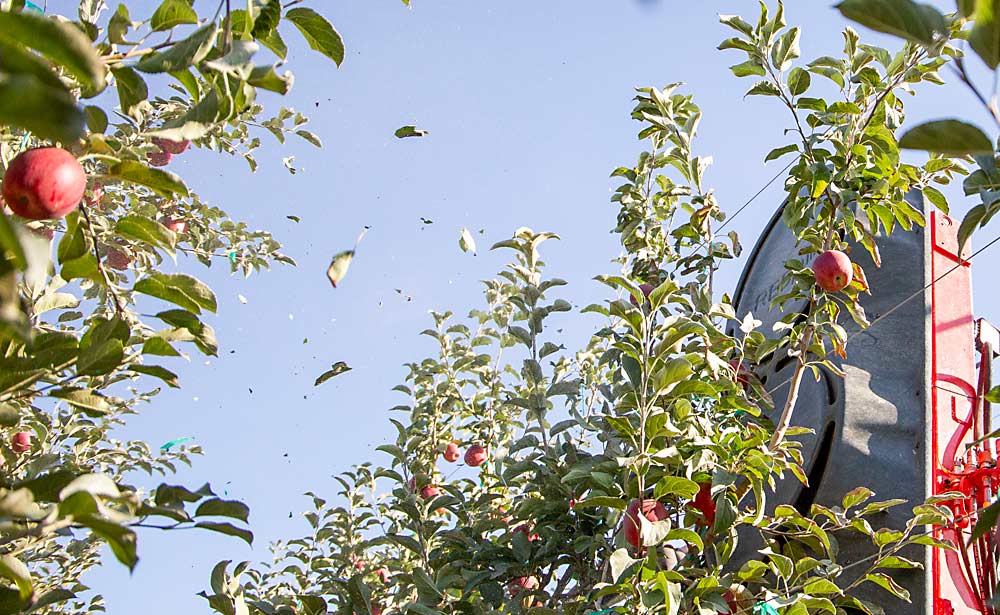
729,195,929,613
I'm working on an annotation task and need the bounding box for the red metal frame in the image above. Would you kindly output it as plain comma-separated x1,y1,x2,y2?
930,211,995,615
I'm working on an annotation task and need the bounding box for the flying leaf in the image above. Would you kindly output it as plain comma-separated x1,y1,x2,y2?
326,250,354,288
395,125,428,139
459,228,477,255
314,361,352,386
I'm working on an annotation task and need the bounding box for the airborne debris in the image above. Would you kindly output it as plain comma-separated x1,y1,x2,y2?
394,125,428,138
459,227,477,255
314,361,352,386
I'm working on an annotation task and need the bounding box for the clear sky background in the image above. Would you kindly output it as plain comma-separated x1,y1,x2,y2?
82,1,1000,612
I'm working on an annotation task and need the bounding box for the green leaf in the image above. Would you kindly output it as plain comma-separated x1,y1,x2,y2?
787,67,811,96
765,144,799,162
84,105,108,133
129,364,180,388
0,555,31,600
79,517,138,571
395,125,429,138
195,498,250,523
151,0,198,31
142,337,180,357
76,338,124,376
573,496,626,510
971,0,1000,68
135,24,218,73
314,361,352,386
0,38,65,91
745,81,782,97
898,120,994,155
50,387,110,416
835,0,946,45
0,74,84,143
970,498,1000,544
609,548,642,583
922,186,948,214
108,160,189,197
865,572,911,601
771,27,801,71
153,310,218,356
959,203,987,254
729,60,766,77
115,215,176,254
251,0,282,38
59,474,120,500
286,8,344,66
196,521,253,545
0,11,105,91
134,273,217,314
248,65,294,94
110,66,148,120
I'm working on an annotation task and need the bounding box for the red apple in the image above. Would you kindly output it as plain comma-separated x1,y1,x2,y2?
812,250,853,293
690,482,716,527
2,148,86,220
623,498,669,549
11,432,31,454
513,523,541,542
507,575,539,596
153,137,190,155
629,283,655,307
443,442,460,463
419,484,440,500
164,217,186,234
105,247,132,271
464,444,487,467
148,150,172,167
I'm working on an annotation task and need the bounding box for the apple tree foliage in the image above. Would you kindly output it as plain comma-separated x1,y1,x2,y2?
836,0,1000,252
198,4,980,615
0,0,357,611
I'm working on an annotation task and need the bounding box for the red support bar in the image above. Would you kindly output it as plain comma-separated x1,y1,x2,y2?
930,212,981,615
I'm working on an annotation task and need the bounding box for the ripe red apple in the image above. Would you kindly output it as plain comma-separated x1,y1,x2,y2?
11,432,31,454
513,523,541,542
629,282,655,307
152,137,190,155
443,442,460,462
507,575,539,596
464,444,487,467
419,484,440,500
147,150,173,167
812,250,853,293
2,148,86,220
690,482,716,527
164,217,186,234
623,499,669,548
105,247,132,271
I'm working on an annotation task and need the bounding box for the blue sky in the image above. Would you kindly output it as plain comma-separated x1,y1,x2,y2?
85,1,1000,612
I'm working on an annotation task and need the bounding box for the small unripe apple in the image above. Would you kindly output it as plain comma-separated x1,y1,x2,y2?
164,217,186,234
629,283,655,307
506,575,539,596
443,442,460,462
105,247,132,271
11,432,31,454
513,523,540,542
623,499,669,548
464,444,487,467
147,150,173,167
152,137,190,155
690,482,716,527
419,484,441,500
2,148,86,220
812,250,853,293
